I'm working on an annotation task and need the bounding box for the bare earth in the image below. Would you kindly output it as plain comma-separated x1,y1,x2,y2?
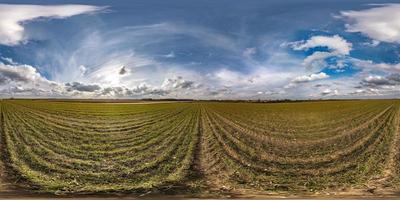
1,193,400,200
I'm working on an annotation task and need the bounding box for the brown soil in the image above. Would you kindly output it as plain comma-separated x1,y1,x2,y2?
0,192,400,200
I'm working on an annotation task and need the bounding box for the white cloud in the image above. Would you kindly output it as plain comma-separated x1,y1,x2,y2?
0,62,201,98
163,52,175,58
86,52,155,87
65,82,101,92
0,62,51,84
351,58,400,73
213,67,296,89
0,4,104,45
291,35,352,55
243,47,257,58
292,72,329,83
362,40,380,47
285,72,330,89
289,35,352,72
78,65,87,76
161,76,197,90
0,62,65,97
360,74,400,87
302,51,335,69
340,4,400,43
364,75,386,83
15,21,306,99
321,89,337,96
213,68,250,86
0,57,18,65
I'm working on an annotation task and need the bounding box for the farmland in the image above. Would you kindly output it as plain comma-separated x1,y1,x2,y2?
0,99,399,196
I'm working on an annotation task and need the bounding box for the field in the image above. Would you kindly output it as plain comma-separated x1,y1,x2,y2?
0,99,399,197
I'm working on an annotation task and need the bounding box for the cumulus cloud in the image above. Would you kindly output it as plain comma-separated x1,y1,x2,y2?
101,86,131,97
206,87,232,97
292,72,329,83
349,88,380,96
0,62,51,84
302,52,335,68
0,4,104,45
1,5,397,100
286,72,329,89
130,83,170,96
340,4,400,43
348,73,400,98
360,74,400,87
88,76,200,98
388,73,400,82
0,62,65,97
161,76,196,90
351,59,400,73
65,82,101,92
131,83,150,94
321,89,339,96
289,35,352,71
291,35,352,55
361,75,391,86
63,82,171,98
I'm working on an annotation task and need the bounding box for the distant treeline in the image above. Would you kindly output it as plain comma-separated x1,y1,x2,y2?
2,97,398,103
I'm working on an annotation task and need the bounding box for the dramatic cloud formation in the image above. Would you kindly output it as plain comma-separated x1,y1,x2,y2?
0,2,399,99
0,4,104,45
341,4,400,43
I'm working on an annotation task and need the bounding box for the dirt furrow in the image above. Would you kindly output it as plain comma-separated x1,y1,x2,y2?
0,107,15,192
365,106,400,193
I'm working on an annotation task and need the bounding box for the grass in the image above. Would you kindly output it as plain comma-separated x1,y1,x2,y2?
0,99,399,194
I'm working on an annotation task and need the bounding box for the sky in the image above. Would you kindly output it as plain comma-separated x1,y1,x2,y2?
0,0,399,99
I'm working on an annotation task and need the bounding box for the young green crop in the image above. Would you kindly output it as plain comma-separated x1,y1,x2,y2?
0,99,399,193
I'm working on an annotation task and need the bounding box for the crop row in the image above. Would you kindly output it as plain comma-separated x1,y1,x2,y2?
1,100,200,192
0,100,399,193
199,101,400,191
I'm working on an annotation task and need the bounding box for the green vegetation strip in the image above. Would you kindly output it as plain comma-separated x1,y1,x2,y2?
0,100,399,193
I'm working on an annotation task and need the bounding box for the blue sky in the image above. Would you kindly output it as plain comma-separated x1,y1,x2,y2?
0,0,399,99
